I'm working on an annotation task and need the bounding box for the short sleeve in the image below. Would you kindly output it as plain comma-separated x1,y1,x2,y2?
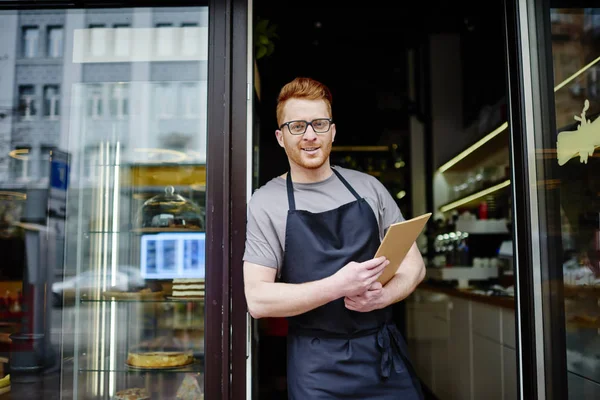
374,178,404,232
242,196,282,270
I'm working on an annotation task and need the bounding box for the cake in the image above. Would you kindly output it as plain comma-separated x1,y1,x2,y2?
126,351,193,368
172,278,205,298
176,374,204,400
114,387,150,400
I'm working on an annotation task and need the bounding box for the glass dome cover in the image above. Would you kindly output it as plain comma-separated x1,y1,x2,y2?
136,186,204,231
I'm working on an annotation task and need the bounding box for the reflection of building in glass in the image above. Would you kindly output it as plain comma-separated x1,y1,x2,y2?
0,8,209,278
551,9,600,129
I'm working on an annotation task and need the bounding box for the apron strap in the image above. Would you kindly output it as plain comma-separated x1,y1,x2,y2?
286,167,362,211
332,168,362,201
286,172,296,211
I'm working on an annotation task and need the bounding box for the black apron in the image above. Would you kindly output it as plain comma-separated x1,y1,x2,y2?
281,168,424,399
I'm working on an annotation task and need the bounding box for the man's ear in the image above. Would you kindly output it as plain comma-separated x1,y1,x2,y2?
275,130,285,148
331,124,336,142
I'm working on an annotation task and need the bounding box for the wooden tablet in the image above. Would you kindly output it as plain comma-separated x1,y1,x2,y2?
375,212,432,284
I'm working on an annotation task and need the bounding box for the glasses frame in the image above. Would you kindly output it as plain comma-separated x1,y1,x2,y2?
279,118,333,135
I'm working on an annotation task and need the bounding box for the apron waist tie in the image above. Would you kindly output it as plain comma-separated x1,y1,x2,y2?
288,323,407,379
377,322,408,379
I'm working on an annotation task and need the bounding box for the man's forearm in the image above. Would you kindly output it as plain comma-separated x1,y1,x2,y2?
246,277,342,319
381,244,426,306
381,266,425,306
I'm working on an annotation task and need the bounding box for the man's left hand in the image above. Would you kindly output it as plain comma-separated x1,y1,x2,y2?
344,282,386,312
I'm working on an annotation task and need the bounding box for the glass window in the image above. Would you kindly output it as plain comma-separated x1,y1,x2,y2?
22,26,39,58
1,7,214,399
87,84,104,119
181,82,200,118
550,8,600,398
154,82,176,118
47,26,64,58
9,146,31,180
110,83,128,119
156,23,174,57
526,5,600,399
44,85,60,118
113,24,130,57
181,22,199,56
18,85,37,119
89,24,106,57
39,146,54,180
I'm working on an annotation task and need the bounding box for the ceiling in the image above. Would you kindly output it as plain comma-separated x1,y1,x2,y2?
253,1,507,145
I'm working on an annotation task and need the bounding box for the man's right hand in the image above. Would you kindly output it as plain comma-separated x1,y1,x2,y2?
332,256,389,298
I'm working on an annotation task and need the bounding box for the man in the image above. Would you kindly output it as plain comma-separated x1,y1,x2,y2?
243,77,426,399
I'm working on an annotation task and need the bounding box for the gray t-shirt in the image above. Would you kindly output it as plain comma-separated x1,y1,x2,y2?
243,166,405,275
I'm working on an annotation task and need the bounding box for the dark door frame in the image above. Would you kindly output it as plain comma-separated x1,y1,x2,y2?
504,0,569,399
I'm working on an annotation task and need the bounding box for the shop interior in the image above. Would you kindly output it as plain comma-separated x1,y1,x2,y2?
251,0,515,399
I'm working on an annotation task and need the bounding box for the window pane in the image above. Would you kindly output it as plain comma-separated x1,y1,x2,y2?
0,8,211,399
44,85,60,118
22,26,39,58
19,85,37,119
89,24,107,57
110,83,128,119
156,23,174,57
113,24,130,57
538,6,600,399
47,26,63,58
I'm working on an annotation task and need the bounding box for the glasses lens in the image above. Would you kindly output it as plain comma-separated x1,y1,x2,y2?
288,121,307,134
312,119,330,132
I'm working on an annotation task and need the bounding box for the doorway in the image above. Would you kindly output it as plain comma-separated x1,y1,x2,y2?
250,1,512,399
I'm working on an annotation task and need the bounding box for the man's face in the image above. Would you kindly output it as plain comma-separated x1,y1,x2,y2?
275,99,336,171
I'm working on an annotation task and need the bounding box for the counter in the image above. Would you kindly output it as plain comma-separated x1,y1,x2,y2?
417,282,515,310
406,285,517,400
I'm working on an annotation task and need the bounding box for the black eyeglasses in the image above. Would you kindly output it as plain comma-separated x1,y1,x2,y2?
279,118,333,135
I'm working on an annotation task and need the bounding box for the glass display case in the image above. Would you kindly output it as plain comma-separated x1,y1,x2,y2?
46,6,211,399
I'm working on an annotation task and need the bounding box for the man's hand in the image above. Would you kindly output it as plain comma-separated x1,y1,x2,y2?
331,256,389,298
344,282,386,312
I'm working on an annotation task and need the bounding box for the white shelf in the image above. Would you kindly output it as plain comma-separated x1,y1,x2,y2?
455,219,509,234
428,266,499,288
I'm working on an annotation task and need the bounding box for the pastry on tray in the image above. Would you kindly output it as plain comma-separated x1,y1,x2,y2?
114,387,150,400
103,286,165,300
176,374,204,400
171,278,205,298
126,350,194,369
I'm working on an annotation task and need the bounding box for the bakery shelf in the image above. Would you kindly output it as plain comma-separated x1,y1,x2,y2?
79,362,204,374
439,179,511,213
79,298,205,303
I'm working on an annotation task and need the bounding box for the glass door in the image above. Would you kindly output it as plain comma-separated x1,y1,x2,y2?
0,1,248,398
507,0,600,398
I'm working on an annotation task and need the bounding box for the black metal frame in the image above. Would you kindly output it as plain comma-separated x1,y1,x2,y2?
503,1,539,397
0,1,248,399
503,0,569,398
230,0,249,398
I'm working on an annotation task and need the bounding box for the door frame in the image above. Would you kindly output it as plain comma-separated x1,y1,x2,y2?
503,0,570,398
0,1,245,399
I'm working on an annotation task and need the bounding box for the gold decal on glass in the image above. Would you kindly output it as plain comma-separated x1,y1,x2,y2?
556,100,600,166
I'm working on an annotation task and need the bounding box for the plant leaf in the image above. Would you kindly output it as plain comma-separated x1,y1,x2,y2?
266,42,275,56
256,46,267,59
256,19,269,32
259,34,269,45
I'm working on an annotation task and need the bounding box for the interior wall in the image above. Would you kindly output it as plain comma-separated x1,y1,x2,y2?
429,34,464,171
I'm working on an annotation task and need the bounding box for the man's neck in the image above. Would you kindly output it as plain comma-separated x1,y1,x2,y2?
288,161,333,183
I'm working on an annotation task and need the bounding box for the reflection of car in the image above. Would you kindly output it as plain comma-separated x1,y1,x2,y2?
52,267,145,306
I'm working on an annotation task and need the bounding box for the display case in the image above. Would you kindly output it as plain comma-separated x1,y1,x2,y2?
53,7,211,399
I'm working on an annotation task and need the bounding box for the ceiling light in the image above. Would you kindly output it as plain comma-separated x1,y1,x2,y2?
440,180,510,213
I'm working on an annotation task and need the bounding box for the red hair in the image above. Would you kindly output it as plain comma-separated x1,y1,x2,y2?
276,77,333,126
